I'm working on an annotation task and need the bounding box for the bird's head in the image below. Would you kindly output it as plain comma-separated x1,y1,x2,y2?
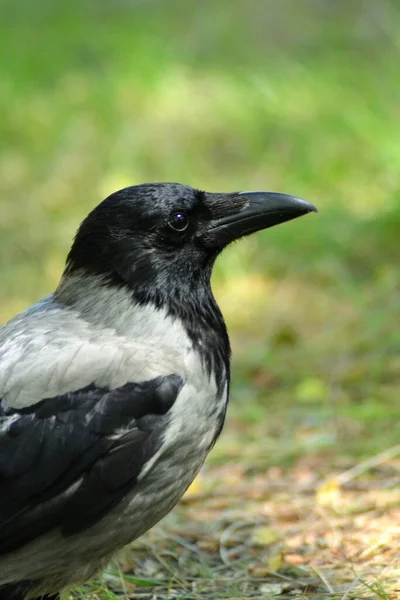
64,182,317,298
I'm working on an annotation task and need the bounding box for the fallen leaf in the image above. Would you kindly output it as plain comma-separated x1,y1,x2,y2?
285,553,305,565
316,479,341,508
260,582,286,595
183,476,204,499
267,552,284,572
251,526,280,547
196,539,220,552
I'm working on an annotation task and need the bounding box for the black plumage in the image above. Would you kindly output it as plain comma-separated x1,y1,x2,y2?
0,581,58,600
0,375,183,552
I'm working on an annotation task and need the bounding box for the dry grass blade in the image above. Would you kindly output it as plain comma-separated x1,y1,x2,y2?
334,446,400,487
311,565,335,594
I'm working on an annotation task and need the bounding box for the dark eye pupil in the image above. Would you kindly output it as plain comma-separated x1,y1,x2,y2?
169,212,188,231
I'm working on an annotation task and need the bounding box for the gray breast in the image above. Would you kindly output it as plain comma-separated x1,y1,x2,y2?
0,284,228,592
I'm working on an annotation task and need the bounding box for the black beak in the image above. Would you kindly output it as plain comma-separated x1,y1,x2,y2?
201,191,317,248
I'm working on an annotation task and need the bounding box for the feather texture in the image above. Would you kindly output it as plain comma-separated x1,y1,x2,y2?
0,375,183,553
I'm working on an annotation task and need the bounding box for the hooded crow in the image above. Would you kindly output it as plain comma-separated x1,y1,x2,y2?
0,183,316,600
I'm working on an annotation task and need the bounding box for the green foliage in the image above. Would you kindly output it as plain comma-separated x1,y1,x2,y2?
0,0,399,473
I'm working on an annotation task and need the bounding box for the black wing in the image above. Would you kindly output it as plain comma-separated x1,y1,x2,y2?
0,374,183,554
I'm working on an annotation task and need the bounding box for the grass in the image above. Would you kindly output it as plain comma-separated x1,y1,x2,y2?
1,1,399,598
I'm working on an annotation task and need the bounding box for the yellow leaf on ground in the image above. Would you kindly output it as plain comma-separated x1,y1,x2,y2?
183,476,204,499
267,552,284,572
316,479,341,508
251,526,280,547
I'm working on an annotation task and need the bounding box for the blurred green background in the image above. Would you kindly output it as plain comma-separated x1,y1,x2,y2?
0,0,399,466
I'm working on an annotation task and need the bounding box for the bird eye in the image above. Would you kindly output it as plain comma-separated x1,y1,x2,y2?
168,212,189,232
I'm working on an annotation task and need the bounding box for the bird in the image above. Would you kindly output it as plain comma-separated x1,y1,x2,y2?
0,182,317,600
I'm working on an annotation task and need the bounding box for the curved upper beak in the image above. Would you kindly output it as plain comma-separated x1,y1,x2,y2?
201,191,317,248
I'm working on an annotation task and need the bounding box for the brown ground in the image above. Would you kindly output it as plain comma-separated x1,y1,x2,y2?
76,453,399,600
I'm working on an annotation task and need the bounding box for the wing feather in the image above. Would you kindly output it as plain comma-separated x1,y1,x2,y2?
0,374,183,554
